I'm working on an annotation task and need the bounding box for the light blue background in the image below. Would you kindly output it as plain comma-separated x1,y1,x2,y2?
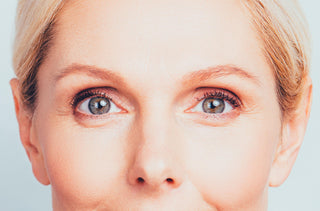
0,1,319,210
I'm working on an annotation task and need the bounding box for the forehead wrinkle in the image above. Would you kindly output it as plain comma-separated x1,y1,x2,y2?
181,65,262,87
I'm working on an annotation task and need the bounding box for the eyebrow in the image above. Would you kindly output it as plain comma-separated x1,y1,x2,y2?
54,63,127,88
54,63,260,88
181,65,261,87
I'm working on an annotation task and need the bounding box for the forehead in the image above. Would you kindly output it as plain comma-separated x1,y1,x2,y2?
47,0,272,88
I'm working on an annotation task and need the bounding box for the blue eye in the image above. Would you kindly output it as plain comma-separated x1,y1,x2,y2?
87,97,110,114
202,98,231,114
78,96,121,115
192,97,233,114
190,90,239,115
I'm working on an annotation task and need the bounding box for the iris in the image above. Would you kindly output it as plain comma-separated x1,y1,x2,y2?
202,98,225,113
88,97,110,115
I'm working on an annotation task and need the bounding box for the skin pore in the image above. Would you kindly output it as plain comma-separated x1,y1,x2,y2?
10,0,312,210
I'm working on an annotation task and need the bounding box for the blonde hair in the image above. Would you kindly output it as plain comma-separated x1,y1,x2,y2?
13,0,65,111
13,0,311,119
243,0,311,120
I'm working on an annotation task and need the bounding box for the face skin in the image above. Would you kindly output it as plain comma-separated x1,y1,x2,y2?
10,0,313,210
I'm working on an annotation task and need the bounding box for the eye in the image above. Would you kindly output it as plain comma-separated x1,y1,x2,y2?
201,97,232,114
190,90,240,115
78,96,121,115
72,88,123,116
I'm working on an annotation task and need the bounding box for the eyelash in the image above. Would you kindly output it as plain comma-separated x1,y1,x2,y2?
195,89,241,109
70,87,241,118
71,88,113,111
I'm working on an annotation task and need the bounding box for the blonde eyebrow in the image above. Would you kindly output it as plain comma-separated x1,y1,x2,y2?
181,65,261,87
54,63,127,87
55,63,260,89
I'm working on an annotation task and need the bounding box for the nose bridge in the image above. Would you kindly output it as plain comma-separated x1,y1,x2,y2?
127,95,184,191
141,96,172,144
135,88,177,143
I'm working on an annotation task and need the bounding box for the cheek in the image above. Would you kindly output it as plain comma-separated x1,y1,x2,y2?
184,116,281,208
35,114,131,206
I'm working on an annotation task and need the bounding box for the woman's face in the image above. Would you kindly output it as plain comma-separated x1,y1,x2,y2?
32,0,282,210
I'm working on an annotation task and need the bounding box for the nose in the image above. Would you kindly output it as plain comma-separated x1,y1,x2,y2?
128,144,184,191
127,110,184,192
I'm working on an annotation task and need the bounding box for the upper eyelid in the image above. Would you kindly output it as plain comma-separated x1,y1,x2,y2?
194,88,241,106
181,88,239,113
72,87,118,109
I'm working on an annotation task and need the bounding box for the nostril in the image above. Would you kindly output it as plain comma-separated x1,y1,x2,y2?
137,177,145,183
166,178,174,183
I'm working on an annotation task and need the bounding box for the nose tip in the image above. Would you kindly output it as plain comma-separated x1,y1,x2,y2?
128,152,184,191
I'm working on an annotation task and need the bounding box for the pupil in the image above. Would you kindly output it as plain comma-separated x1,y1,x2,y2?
88,97,110,115
202,98,225,113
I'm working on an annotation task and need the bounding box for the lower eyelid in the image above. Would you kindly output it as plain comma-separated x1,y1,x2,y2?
184,108,241,126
